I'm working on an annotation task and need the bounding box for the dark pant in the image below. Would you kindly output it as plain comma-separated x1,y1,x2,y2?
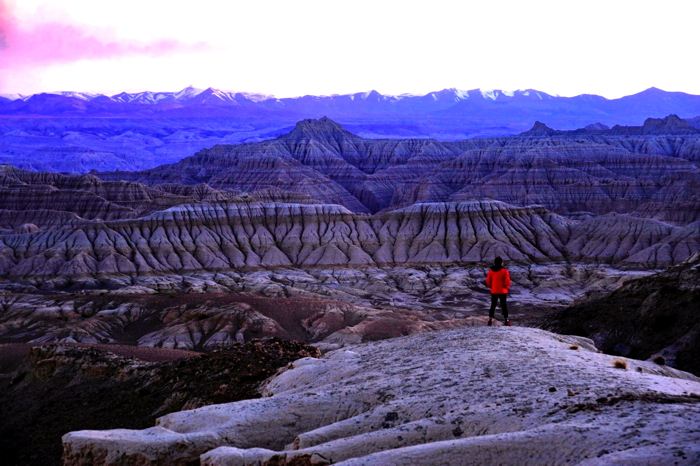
489,294,508,320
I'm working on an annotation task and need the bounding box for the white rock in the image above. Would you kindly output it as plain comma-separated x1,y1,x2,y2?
63,327,700,465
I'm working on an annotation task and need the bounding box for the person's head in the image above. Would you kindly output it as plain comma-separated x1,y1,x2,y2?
494,257,503,267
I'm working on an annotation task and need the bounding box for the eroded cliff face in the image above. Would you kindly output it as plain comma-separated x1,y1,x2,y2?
99,118,465,214
391,136,700,222
0,201,696,288
1,118,697,354
0,165,204,229
2,197,682,348
0,117,697,355
96,117,700,221
0,165,320,231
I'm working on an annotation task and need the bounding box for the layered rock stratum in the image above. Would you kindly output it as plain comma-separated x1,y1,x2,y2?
98,116,700,222
62,327,700,465
0,201,697,289
0,115,698,352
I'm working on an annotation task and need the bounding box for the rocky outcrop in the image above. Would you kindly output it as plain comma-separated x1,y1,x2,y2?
62,327,700,465
143,183,241,203
101,118,463,213
0,340,319,466
392,136,700,219
564,215,699,266
0,185,139,222
94,117,700,219
0,210,83,231
0,166,306,230
0,166,187,227
0,201,695,287
542,252,700,376
4,116,699,222
611,114,700,136
520,121,561,137
632,198,700,225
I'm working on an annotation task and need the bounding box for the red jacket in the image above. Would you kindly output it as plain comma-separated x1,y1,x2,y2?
486,267,511,294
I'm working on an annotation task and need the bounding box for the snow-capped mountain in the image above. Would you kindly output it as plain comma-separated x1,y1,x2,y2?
0,86,588,107
108,86,273,105
111,89,185,104
1,86,700,136
48,91,105,101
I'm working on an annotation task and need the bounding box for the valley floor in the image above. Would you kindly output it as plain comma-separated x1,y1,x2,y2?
0,263,647,350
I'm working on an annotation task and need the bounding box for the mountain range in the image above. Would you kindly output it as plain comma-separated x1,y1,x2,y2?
4,86,700,127
2,86,700,173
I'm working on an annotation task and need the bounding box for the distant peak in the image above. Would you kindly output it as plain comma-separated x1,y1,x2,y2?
659,114,683,123
293,116,345,131
630,87,683,98
279,117,360,140
358,90,382,100
641,114,698,134
584,122,610,131
297,116,338,127
522,121,558,136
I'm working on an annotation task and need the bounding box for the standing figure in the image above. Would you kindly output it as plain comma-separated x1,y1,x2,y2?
486,257,511,326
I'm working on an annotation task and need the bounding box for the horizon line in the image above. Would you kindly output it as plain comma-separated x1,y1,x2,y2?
0,85,692,102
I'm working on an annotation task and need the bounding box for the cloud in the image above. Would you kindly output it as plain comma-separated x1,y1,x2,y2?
0,0,207,70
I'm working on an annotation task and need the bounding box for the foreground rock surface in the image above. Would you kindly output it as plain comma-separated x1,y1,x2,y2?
0,340,319,466
64,327,700,465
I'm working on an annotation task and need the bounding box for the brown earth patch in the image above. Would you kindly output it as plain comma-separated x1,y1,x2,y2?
0,339,319,466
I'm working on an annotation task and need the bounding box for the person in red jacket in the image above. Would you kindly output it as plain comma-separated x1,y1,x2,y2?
485,257,511,326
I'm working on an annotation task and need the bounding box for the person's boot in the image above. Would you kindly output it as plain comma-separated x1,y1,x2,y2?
487,318,492,326
505,319,512,326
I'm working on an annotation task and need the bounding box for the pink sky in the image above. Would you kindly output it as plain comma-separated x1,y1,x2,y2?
2,0,699,99
0,0,206,92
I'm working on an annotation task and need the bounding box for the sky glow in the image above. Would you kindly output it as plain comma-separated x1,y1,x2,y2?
1,0,699,98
